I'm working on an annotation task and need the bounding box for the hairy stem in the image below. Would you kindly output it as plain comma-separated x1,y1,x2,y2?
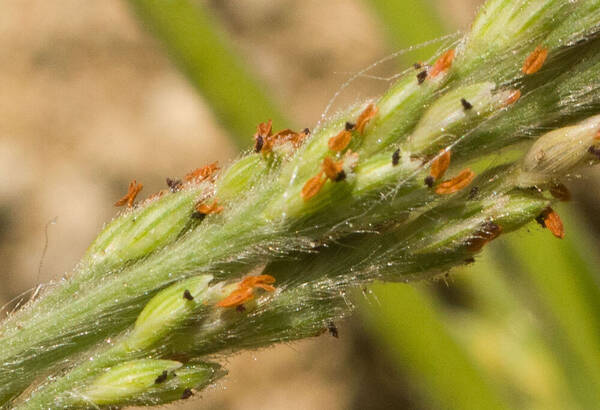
2,0,600,407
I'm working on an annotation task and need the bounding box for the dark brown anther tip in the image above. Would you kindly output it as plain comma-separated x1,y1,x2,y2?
424,175,434,187
183,289,194,301
535,214,546,227
166,178,182,192
327,321,338,338
191,211,206,221
255,135,264,153
588,145,600,158
334,170,347,182
468,186,479,200
155,370,168,384
392,149,400,166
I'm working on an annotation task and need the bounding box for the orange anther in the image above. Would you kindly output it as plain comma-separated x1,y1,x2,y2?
355,104,378,134
255,122,309,153
296,128,311,146
264,128,310,151
240,274,276,289
147,189,167,202
429,49,455,78
503,89,522,106
466,221,502,252
321,157,345,181
184,162,220,183
430,149,451,181
217,274,276,308
522,46,548,75
272,129,304,147
328,130,352,152
549,183,570,202
271,128,296,139
301,173,327,201
216,287,253,308
435,169,475,195
114,180,143,208
254,120,273,153
195,200,223,215
537,208,565,239
256,120,273,139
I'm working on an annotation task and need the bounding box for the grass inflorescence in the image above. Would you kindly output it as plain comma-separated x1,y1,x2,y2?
2,0,600,408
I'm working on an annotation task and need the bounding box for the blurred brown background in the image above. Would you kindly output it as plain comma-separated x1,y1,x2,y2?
0,1,482,409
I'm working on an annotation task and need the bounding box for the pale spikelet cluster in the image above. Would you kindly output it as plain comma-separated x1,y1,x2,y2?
2,0,600,408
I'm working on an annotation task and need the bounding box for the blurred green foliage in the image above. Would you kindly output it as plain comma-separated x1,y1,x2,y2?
362,282,507,410
499,210,600,408
127,0,290,149
366,0,448,62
